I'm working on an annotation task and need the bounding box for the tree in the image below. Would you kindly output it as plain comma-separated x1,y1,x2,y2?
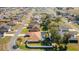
40,14,51,31
16,37,24,46
54,17,62,23
60,32,71,51
63,32,71,45
42,32,53,51
48,22,61,45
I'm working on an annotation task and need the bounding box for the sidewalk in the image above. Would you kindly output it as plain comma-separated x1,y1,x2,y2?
4,33,25,36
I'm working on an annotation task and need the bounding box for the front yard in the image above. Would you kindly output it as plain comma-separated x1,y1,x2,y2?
67,43,79,51
21,28,29,34
0,36,11,51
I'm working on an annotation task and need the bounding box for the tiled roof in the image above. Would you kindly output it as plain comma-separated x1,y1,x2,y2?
27,32,41,40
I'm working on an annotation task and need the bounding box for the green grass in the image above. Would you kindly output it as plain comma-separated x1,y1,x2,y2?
0,36,11,43
19,45,27,50
19,42,79,51
19,43,44,51
21,28,29,34
67,44,79,51
0,36,11,51
28,43,42,46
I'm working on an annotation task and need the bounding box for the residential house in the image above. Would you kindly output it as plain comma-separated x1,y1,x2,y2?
0,24,10,32
59,25,69,36
0,24,10,37
28,24,40,32
68,31,78,43
27,32,41,41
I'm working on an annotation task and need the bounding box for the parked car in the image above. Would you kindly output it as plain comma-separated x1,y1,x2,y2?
12,45,19,49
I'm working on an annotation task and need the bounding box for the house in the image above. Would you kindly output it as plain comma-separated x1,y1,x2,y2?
7,20,17,26
0,24,10,33
59,24,78,43
33,15,41,24
27,32,41,41
32,20,40,25
0,24,10,37
59,25,69,35
68,31,78,43
76,34,79,44
29,24,40,32
27,20,40,32
0,32,4,37
0,19,10,23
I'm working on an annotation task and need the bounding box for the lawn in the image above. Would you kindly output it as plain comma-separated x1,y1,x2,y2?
21,28,29,34
0,36,11,44
0,36,11,51
16,37,43,51
19,43,43,51
67,43,79,51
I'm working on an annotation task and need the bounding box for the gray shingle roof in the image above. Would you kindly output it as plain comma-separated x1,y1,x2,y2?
0,24,10,32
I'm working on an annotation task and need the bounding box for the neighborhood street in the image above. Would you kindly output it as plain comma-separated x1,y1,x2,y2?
7,13,32,51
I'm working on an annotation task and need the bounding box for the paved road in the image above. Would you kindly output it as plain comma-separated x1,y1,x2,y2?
7,20,27,51
7,11,34,51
